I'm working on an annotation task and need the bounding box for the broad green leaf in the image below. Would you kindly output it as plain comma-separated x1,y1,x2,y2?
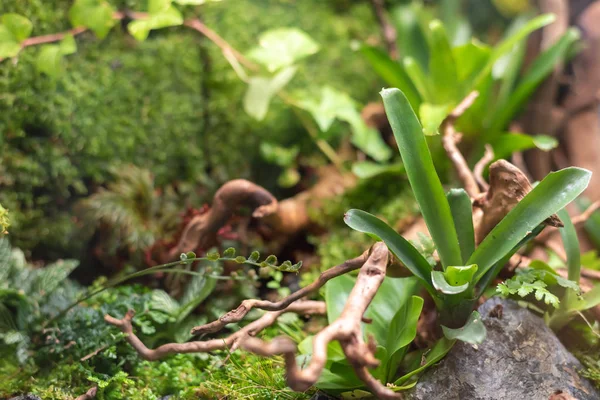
2,13,32,42
390,3,429,69
127,6,184,41
151,290,180,316
59,34,77,55
491,133,558,160
174,0,222,4
360,45,420,110
444,265,477,286
394,337,455,385
403,57,433,103
295,86,392,161
558,209,580,282
385,296,423,381
351,161,404,179
442,311,486,344
447,189,475,263
344,209,434,293
69,0,117,39
325,274,355,324
472,14,556,88
579,198,600,248
453,40,491,83
432,271,469,294
243,66,297,121
419,103,451,136
381,88,462,268
366,277,420,347
489,28,580,133
247,28,319,72
177,262,219,321
149,0,172,13
32,260,79,298
278,167,300,188
427,20,458,103
565,285,600,313
0,25,20,58
471,167,591,281
36,45,63,78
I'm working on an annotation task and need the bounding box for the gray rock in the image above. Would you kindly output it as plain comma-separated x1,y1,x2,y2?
407,298,599,400
9,395,42,400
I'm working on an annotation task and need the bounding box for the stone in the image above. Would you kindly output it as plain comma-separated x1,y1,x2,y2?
407,298,599,400
9,395,42,400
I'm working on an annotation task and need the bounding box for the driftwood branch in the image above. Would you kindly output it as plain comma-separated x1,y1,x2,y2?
370,0,398,60
191,248,370,335
75,386,97,400
441,91,481,198
107,244,399,398
105,300,325,361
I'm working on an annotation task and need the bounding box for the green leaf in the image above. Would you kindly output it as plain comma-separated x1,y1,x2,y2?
127,6,184,41
325,274,355,324
579,198,600,248
243,66,297,120
151,290,180,316
472,13,556,88
470,167,591,282
0,25,21,58
247,28,319,72
432,271,469,294
558,209,580,282
360,45,421,110
381,88,462,268
441,311,486,344
2,13,32,42
351,161,404,179
447,189,475,263
36,45,64,78
491,133,558,160
222,247,236,258
489,28,580,133
419,103,451,136
173,0,221,4
385,295,423,355
69,0,117,39
444,265,477,286
344,210,434,293
427,20,458,103
59,34,77,56
453,40,491,83
149,0,172,13
32,260,79,298
394,337,455,385
177,263,219,322
403,57,433,103
295,86,392,161
390,3,430,69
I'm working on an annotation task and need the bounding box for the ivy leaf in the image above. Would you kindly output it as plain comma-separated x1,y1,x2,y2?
128,6,184,41
69,0,117,39
442,311,486,344
243,66,297,120
59,34,77,56
247,28,319,72
36,35,78,78
419,103,451,136
2,13,32,42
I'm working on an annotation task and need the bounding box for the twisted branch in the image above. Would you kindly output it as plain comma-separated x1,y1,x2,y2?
105,300,325,361
191,248,370,335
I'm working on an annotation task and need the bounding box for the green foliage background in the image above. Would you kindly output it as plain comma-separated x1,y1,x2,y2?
0,0,379,259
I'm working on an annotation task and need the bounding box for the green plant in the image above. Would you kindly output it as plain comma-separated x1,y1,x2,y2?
363,6,576,159
499,209,600,330
344,88,590,341
299,275,435,395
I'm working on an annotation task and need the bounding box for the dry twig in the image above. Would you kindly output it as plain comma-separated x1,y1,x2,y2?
75,386,97,400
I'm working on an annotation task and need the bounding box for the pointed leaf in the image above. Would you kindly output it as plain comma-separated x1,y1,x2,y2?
471,167,590,281
419,103,451,136
243,66,297,120
381,88,462,268
489,28,580,133
2,13,32,42
427,20,458,103
491,133,558,160
344,209,434,293
403,57,433,103
447,189,475,263
69,0,117,39
442,311,486,344
361,45,421,110
247,28,319,72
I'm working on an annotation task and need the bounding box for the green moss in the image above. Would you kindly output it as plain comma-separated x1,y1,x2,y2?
0,0,381,257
